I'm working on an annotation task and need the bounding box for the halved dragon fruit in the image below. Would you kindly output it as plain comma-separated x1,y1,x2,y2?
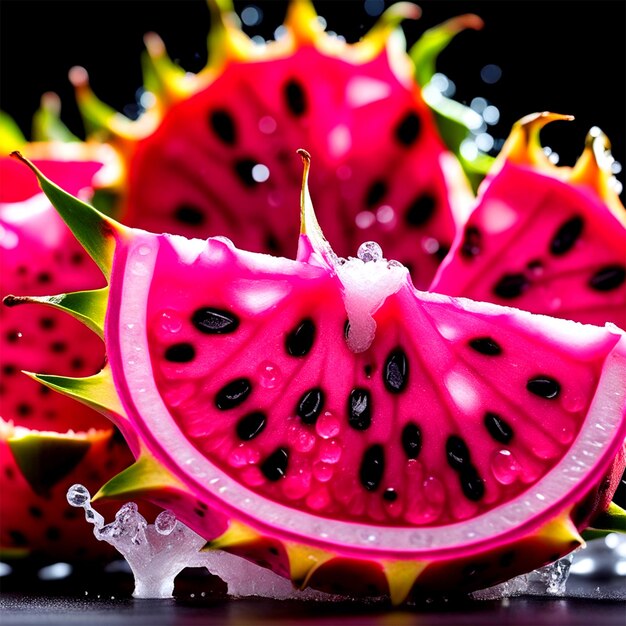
430,112,626,329
0,146,133,562
63,0,477,289
8,150,625,602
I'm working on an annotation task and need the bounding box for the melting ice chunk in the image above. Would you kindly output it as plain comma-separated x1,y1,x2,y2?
66,484,338,600
337,242,408,353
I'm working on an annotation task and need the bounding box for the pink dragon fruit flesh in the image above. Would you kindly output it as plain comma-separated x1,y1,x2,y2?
0,146,134,563
5,150,626,603
431,112,626,330
63,0,477,289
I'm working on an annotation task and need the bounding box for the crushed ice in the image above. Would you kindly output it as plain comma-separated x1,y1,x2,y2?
66,484,337,600
66,484,626,602
337,241,408,353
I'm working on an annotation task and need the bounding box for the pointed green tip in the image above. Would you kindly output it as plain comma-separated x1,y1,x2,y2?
3,289,107,338
10,151,119,280
94,453,184,502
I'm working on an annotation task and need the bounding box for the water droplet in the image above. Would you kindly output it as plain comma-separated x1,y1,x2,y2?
318,439,342,464
137,244,152,256
491,449,522,485
306,488,330,510
357,241,383,262
159,310,183,334
155,510,177,535
258,361,280,389
315,411,340,439
67,484,90,507
258,116,276,134
228,444,261,468
355,211,376,229
131,261,148,276
387,259,403,269
312,462,334,482
282,470,311,500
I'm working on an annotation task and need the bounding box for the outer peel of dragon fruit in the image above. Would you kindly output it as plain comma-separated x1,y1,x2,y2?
431,113,626,329
57,0,476,289
9,151,626,604
0,147,134,562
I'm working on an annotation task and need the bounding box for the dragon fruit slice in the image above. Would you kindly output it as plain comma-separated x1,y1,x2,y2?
8,150,626,603
63,0,476,289
0,147,133,562
431,112,626,329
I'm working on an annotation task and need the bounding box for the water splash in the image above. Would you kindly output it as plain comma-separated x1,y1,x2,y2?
66,484,337,600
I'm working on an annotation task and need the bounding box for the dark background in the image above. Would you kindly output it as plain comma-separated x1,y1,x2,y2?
1,0,625,199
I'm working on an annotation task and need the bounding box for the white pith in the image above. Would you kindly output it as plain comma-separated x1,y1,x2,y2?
113,235,626,558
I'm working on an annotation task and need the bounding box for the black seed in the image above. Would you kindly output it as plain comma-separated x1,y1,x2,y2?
39,386,51,396
588,265,625,292
5,467,15,480
209,109,237,145
284,79,307,116
9,530,27,546
3,364,16,376
234,158,258,187
550,215,583,256
469,337,502,356
71,357,85,371
395,111,422,146
194,507,205,518
268,546,279,556
265,233,280,253
460,467,485,501
383,348,409,393
405,194,435,227
236,411,266,441
401,422,422,459
364,364,373,378
6,330,20,343
484,412,513,443
493,273,529,299
16,403,32,417
260,447,289,481
527,259,542,271
28,506,43,518
39,317,55,330
174,204,206,226
348,388,372,431
344,319,350,340
50,341,67,353
46,526,61,541
435,244,450,262
296,388,325,425
383,488,398,502
286,318,315,357
192,307,240,334
360,444,385,491
365,180,387,208
446,435,471,470
37,272,52,284
460,225,482,258
526,376,561,399
70,252,84,265
164,342,195,363
215,378,252,410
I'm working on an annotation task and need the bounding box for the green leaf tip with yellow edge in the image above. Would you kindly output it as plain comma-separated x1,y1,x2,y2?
582,501,626,540
26,367,125,421
3,288,109,338
8,435,91,498
94,453,186,503
10,150,121,280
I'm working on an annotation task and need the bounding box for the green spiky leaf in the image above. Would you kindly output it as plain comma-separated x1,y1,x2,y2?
32,94,80,143
582,501,626,540
3,288,109,338
94,453,184,502
410,15,494,191
28,368,125,419
10,151,118,279
8,435,91,497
